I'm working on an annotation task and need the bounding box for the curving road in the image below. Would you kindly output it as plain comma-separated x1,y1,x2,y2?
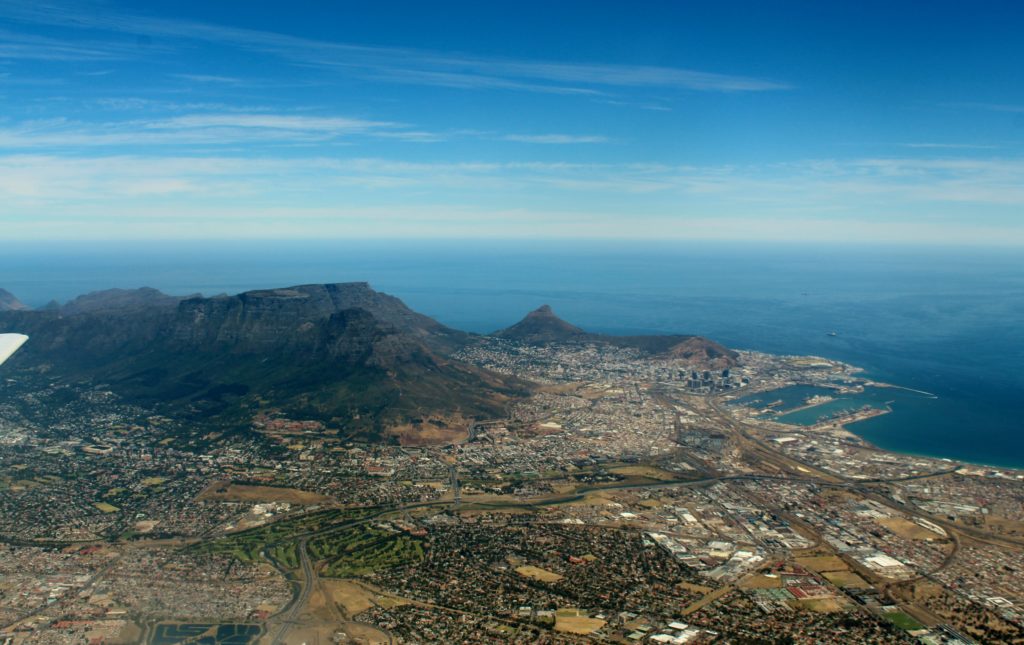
269,537,313,645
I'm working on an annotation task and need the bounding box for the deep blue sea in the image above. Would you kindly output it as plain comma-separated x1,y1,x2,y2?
2,241,1023,469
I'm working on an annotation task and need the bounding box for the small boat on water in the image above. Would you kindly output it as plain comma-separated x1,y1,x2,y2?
827,331,838,337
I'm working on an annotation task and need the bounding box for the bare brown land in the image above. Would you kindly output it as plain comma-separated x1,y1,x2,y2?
878,517,944,541
822,570,870,588
197,481,332,505
794,555,849,572
739,574,783,589
609,465,679,481
515,565,564,583
554,608,605,635
385,417,469,446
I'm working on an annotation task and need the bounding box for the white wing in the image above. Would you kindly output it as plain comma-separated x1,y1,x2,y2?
0,334,28,366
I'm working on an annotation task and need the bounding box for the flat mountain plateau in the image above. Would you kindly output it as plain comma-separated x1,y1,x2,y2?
0,283,735,441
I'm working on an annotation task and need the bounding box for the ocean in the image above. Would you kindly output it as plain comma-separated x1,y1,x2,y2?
2,240,1023,469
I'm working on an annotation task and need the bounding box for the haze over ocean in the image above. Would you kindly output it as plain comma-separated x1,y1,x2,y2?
3,241,1023,468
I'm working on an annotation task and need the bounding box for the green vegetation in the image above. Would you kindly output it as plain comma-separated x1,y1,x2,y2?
883,611,925,631
190,507,376,565
310,524,425,577
266,542,298,569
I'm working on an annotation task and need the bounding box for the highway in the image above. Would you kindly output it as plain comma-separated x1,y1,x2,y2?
268,537,313,645
241,391,1024,641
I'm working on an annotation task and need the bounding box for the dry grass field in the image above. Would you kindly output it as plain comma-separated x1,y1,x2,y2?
794,555,849,572
385,415,471,446
739,574,783,589
515,565,564,583
678,581,715,594
322,579,410,616
554,608,606,635
878,517,944,540
609,465,679,480
823,570,870,588
799,597,847,613
197,481,332,505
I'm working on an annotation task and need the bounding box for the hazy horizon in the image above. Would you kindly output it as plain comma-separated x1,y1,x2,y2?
3,1,1024,245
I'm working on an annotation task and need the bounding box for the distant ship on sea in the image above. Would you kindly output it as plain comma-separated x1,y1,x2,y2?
827,331,838,337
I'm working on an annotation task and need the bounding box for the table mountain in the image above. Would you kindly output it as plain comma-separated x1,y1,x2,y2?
0,283,523,439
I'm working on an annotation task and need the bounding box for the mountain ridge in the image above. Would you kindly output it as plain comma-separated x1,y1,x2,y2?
492,304,738,367
0,288,28,312
0,282,523,440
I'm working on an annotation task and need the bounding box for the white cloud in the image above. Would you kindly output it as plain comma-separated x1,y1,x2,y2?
0,113,413,148
502,134,609,144
148,113,398,132
899,143,999,150
2,153,1024,245
0,2,791,95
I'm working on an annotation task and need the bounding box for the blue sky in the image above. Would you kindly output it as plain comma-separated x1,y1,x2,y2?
2,0,1023,243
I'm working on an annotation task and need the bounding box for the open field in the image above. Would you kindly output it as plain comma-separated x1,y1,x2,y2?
340,622,391,644
978,515,1024,538
739,574,782,589
794,555,849,572
324,579,376,615
94,502,119,513
515,565,564,583
197,481,332,505
609,465,679,481
878,517,944,541
554,608,605,635
280,626,332,645
321,579,408,616
799,597,846,613
883,611,925,631
822,570,870,588
385,416,470,446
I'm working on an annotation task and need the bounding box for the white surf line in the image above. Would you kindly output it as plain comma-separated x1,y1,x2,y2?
865,381,938,399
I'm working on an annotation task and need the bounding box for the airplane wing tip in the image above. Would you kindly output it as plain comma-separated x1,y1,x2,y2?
0,333,28,366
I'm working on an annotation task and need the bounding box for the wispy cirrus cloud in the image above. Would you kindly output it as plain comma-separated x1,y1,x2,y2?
899,142,999,150
168,73,243,84
0,1,791,95
3,152,1023,244
502,134,609,144
0,113,412,148
0,27,128,61
4,153,1024,210
0,112,612,149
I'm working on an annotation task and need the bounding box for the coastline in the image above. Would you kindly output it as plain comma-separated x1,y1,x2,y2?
738,373,1024,475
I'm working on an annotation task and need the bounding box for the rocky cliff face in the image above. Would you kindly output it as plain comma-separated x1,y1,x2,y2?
171,283,465,353
61,287,199,315
0,289,28,312
0,283,522,438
